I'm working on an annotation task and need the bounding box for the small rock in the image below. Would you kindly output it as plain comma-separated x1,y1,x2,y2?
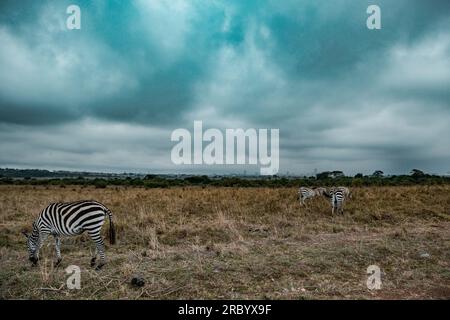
131,276,145,287
419,252,430,259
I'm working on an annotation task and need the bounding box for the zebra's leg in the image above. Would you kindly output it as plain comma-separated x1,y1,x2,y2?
35,232,49,262
88,230,106,270
90,247,97,267
54,236,62,267
38,232,49,249
305,197,312,209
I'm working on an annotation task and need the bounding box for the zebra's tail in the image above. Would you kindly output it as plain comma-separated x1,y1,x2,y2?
105,208,116,245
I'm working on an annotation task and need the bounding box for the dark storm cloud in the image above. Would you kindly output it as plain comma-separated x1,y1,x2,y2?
264,0,450,79
0,0,449,174
0,0,448,126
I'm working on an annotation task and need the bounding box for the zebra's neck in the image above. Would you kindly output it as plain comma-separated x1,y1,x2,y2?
30,222,40,243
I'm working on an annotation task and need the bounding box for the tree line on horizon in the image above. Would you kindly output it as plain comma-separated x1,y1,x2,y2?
1,168,449,188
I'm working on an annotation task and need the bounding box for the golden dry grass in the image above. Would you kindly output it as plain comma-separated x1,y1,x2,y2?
0,185,449,299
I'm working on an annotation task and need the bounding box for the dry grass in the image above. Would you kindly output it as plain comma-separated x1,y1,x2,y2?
0,185,449,299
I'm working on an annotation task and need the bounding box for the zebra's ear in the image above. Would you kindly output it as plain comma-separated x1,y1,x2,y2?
22,231,29,239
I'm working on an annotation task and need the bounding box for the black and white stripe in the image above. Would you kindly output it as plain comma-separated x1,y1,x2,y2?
325,187,346,215
23,200,116,270
298,187,315,206
298,187,327,206
335,186,352,199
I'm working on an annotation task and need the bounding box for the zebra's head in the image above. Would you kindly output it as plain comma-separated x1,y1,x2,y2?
22,223,39,265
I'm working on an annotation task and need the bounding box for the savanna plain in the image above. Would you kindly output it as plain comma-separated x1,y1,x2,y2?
0,185,449,299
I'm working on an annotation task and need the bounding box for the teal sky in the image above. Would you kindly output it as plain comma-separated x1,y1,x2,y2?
0,0,449,175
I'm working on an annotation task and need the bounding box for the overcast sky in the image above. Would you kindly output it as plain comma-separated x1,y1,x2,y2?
0,0,449,176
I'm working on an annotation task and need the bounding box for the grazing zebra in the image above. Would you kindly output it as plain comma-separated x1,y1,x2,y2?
22,200,116,270
298,187,326,206
324,188,346,215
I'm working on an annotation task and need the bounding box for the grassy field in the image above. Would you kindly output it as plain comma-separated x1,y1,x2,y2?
0,185,449,300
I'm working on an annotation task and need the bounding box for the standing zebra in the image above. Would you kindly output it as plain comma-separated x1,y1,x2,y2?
324,188,346,215
22,200,116,270
298,187,327,206
334,186,352,199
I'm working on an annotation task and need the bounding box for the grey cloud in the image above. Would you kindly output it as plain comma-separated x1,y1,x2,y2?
0,0,449,174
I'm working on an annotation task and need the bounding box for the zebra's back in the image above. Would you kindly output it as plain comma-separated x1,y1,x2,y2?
38,200,109,236
332,186,351,198
299,187,315,198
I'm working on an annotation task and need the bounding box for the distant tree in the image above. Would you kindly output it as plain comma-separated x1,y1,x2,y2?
316,171,331,180
354,173,364,178
185,175,211,184
331,171,344,178
351,178,364,187
372,170,384,178
93,179,107,189
410,169,425,178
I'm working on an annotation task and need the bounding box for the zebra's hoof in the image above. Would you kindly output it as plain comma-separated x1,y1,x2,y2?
54,259,62,268
90,258,96,267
